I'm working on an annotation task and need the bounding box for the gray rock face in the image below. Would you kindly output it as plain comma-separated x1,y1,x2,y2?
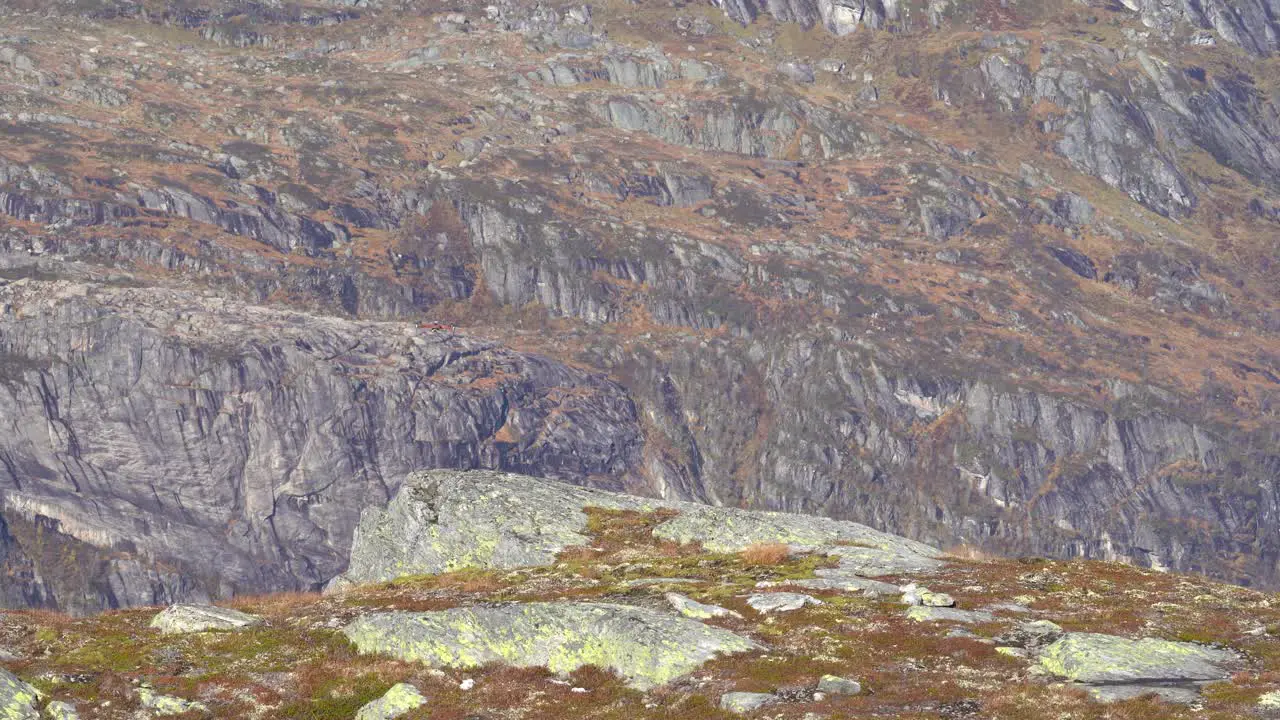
0,281,644,612
0,667,38,720
1035,67,1195,217
337,469,943,586
150,604,262,634
343,602,760,690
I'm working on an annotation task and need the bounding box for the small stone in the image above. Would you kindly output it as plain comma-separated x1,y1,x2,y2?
459,679,475,691
905,606,994,624
995,646,1029,658
150,604,262,634
137,687,207,716
720,692,775,713
1259,690,1280,708
816,675,861,695
746,593,823,614
920,591,955,607
665,592,742,620
355,683,427,720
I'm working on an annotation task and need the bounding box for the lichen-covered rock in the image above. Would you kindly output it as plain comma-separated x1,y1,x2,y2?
150,604,262,634
719,692,775,713
337,470,943,586
1038,633,1238,684
355,683,427,720
137,687,207,716
0,668,38,720
665,593,741,620
816,675,861,695
905,606,994,624
746,592,822,613
343,602,759,690
1259,690,1280,709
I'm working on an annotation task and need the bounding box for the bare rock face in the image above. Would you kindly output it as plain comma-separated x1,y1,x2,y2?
0,281,644,612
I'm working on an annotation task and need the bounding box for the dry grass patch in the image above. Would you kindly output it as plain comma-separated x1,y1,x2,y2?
740,542,792,566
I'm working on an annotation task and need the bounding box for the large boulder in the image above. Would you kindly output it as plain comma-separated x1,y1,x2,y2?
335,469,942,586
0,668,38,720
1038,633,1239,684
343,602,760,690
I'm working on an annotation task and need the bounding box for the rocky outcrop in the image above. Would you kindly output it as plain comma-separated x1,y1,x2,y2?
334,469,943,586
1119,0,1280,55
0,281,644,611
343,603,760,689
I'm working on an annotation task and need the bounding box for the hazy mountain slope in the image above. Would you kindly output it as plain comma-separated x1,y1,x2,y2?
0,0,1278,608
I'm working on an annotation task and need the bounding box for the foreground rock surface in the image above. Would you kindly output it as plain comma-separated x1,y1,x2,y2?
338,469,942,586
342,602,759,689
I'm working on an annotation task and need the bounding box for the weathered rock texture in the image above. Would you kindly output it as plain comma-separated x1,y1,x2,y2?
342,602,760,689
336,469,942,586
